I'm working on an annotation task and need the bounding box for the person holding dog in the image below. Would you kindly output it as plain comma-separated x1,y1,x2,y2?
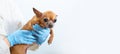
0,0,50,54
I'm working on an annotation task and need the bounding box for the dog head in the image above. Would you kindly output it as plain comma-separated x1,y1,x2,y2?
33,8,57,28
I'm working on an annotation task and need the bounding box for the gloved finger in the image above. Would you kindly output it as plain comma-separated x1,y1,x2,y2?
24,35,36,40
38,28,50,32
44,28,50,31
32,30,49,39
32,34,45,43
20,30,32,34
32,31,48,38
33,24,43,31
36,39,45,45
36,41,42,45
20,30,31,32
41,28,50,33
32,33,43,38
36,35,48,42
36,39,44,44
33,24,50,32
22,39,36,44
34,29,50,35
32,30,43,35
33,30,44,35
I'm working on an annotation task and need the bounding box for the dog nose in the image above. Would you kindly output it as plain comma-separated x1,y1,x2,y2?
48,24,53,28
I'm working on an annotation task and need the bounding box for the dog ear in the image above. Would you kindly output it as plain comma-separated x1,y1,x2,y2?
33,8,43,18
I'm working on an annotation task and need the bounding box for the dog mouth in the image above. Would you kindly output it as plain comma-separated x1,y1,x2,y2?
48,24,53,28
46,20,54,28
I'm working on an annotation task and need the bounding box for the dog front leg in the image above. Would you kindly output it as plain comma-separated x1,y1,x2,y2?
48,29,54,45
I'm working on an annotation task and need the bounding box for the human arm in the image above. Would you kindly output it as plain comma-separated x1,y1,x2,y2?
0,36,10,54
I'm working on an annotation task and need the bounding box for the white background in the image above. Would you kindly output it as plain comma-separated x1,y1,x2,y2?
16,0,120,54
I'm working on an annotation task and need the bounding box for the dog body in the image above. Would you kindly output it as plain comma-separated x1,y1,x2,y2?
10,8,57,54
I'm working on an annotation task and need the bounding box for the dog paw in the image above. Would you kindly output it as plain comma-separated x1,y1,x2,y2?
48,39,52,45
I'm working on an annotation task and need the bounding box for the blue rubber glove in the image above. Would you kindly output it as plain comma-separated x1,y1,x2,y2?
32,24,50,45
7,30,36,46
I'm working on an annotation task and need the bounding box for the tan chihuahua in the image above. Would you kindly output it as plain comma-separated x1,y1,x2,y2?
10,8,57,54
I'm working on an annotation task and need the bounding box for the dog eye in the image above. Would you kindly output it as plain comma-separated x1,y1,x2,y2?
53,19,57,23
43,18,48,22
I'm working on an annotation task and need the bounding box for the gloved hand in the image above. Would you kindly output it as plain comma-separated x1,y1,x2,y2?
7,24,50,46
7,30,36,46
32,24,50,45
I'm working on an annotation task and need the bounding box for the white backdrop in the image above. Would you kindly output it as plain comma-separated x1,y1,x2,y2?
16,0,120,54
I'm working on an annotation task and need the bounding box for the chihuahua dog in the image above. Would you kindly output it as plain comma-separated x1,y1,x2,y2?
10,8,57,54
